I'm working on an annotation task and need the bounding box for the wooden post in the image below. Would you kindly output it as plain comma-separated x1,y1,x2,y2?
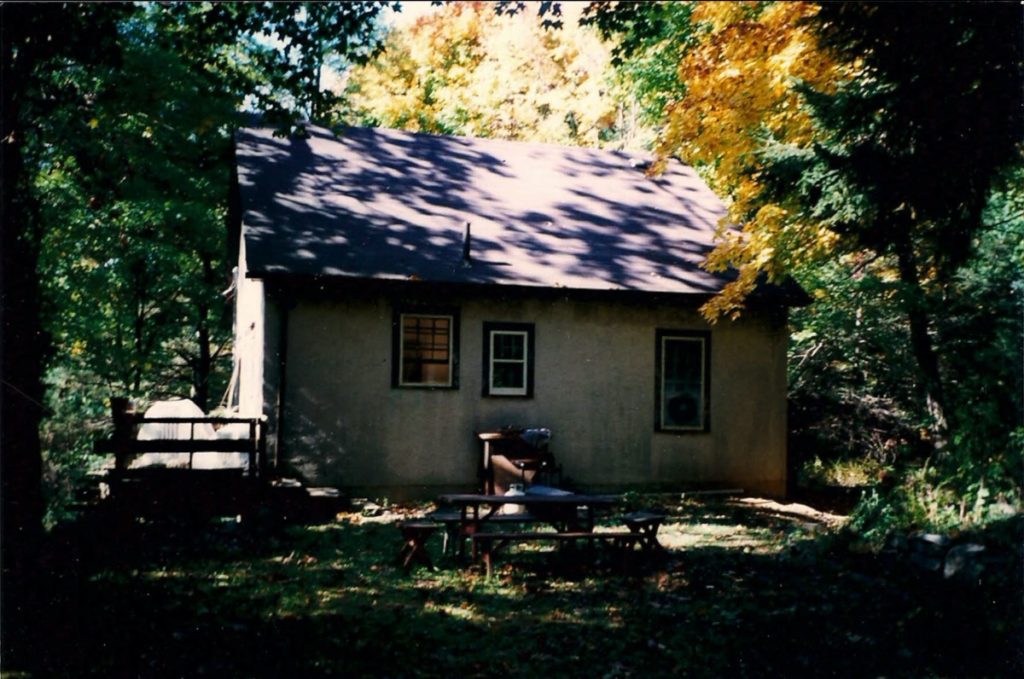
111,397,134,473
248,419,257,478
258,416,268,479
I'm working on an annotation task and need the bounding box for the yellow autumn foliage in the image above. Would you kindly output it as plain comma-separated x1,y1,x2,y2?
342,2,621,147
657,1,858,320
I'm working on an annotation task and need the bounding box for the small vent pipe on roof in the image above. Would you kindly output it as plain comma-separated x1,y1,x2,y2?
462,221,472,265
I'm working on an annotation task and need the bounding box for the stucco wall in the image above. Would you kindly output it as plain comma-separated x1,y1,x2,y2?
269,288,789,498
233,238,266,418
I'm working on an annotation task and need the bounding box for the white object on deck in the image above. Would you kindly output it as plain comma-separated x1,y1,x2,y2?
128,399,248,470
200,422,252,470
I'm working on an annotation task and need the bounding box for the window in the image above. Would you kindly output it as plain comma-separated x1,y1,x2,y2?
655,330,710,432
483,322,534,397
392,308,459,388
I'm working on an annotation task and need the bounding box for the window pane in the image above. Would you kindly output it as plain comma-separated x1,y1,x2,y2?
402,358,423,384
493,332,525,360
492,361,524,389
483,324,533,397
420,362,451,384
662,337,704,428
401,315,452,385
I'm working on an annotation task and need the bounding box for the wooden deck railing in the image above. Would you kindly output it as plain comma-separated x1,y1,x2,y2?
92,398,269,478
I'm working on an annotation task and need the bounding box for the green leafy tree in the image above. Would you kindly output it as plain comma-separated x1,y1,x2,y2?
27,1,395,502
36,28,236,406
2,1,129,659
787,256,924,467
149,2,394,130
580,0,697,128
760,3,1023,441
2,1,393,662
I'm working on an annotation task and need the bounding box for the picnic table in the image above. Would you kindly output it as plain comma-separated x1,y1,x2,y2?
433,491,658,576
437,491,619,533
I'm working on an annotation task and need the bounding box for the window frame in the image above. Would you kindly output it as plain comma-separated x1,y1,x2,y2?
482,322,535,398
655,329,711,433
391,306,460,389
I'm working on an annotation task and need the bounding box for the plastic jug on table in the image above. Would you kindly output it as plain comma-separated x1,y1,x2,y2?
501,483,525,515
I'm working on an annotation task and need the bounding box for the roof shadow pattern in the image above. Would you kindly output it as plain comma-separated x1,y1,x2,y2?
236,124,736,295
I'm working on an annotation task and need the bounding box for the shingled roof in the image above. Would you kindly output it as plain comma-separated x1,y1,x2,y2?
235,123,737,296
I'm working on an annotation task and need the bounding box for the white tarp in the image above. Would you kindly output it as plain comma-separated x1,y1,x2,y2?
201,422,252,470
128,399,248,470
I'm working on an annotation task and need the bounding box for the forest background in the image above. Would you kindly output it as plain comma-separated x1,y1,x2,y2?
3,0,1021,574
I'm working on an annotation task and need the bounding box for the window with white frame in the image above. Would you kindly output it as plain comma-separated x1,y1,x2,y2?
483,322,534,397
656,330,710,432
392,309,459,388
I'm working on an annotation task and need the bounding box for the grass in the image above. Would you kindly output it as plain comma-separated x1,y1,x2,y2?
7,496,1021,678
799,456,891,488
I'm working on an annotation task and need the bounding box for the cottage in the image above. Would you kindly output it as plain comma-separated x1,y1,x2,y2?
230,123,804,499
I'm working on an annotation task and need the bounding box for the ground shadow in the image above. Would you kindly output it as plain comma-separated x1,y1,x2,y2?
9,500,1022,678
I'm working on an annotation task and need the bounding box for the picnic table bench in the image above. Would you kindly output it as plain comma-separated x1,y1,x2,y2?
426,508,540,556
397,520,441,570
432,492,666,576
623,511,669,554
471,530,645,577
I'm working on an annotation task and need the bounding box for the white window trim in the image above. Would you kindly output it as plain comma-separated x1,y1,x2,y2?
659,335,707,432
488,329,529,396
399,313,454,388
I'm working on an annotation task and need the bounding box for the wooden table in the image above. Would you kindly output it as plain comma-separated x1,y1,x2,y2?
437,492,619,533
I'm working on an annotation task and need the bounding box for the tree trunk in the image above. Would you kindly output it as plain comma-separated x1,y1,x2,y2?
1,5,47,662
194,302,212,410
130,256,147,394
893,232,950,450
193,254,215,411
